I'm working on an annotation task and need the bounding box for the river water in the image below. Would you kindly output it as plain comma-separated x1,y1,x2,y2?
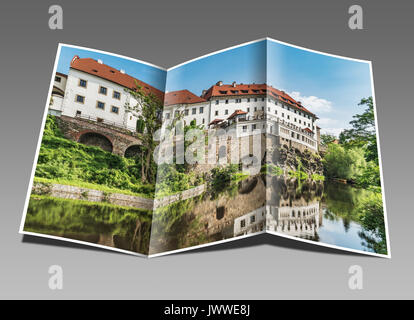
25,177,383,255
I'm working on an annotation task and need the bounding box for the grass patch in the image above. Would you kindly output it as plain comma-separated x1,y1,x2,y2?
33,177,153,199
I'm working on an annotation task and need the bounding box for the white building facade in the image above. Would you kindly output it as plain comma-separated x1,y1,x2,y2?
49,55,164,133
49,57,319,152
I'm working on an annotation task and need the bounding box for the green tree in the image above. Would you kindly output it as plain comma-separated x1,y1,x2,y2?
320,133,337,146
323,143,366,181
125,82,163,183
339,97,378,163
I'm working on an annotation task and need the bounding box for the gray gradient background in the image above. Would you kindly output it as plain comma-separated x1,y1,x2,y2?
0,0,412,299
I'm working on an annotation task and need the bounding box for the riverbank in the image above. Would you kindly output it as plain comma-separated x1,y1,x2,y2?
31,180,206,210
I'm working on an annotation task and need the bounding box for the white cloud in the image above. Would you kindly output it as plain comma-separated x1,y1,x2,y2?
320,127,344,137
289,91,333,114
316,118,338,127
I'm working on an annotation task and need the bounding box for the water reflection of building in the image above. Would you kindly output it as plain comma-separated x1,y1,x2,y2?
266,199,321,239
234,206,266,236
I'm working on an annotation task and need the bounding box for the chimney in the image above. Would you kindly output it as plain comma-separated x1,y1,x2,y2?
120,69,125,74
232,81,236,87
202,89,206,96
216,81,223,86
70,55,80,65
98,59,103,64
297,101,302,105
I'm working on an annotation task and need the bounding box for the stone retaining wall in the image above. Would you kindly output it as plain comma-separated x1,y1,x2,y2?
32,182,206,210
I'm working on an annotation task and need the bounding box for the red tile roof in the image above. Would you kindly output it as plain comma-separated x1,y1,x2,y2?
55,72,67,78
208,118,224,126
201,82,316,117
228,109,248,120
303,127,314,133
164,90,206,106
70,56,164,102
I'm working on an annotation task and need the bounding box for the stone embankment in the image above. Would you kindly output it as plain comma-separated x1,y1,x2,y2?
32,182,206,210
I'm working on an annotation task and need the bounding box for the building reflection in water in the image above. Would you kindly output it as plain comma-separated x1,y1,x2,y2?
266,199,321,240
232,199,321,241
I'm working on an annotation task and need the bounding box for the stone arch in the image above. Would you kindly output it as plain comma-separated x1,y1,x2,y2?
124,145,143,158
78,131,113,153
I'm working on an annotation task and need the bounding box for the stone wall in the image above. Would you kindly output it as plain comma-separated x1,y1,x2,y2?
56,115,142,156
32,182,206,210
32,182,154,210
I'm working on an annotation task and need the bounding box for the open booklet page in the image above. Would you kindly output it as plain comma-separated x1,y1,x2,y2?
20,39,389,258
149,39,388,257
20,45,167,255
264,39,388,257
149,40,267,256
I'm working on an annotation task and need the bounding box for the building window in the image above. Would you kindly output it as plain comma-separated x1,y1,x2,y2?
236,98,241,103
75,95,85,103
192,108,196,115
111,106,119,114
282,113,284,118
215,100,219,105
240,219,246,228
261,98,265,101
215,110,219,116
78,79,87,88
252,124,256,130
76,110,81,116
55,76,61,83
225,109,228,115
225,99,229,104
199,106,204,114
254,107,257,112
242,125,247,132
113,91,121,100
99,86,107,95
185,109,189,116
165,113,170,119
96,101,105,110
275,110,277,115
247,107,250,112
287,115,290,120
250,215,256,223
202,118,205,124
247,98,250,102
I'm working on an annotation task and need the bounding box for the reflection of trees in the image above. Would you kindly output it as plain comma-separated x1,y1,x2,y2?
26,197,152,254
357,193,387,254
282,181,386,254
150,198,200,253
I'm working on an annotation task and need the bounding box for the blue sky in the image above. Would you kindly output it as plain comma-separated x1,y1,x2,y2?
56,45,167,91
166,39,373,136
166,40,266,95
267,40,373,136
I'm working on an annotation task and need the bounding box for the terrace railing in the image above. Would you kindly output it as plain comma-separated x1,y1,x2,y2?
74,114,137,133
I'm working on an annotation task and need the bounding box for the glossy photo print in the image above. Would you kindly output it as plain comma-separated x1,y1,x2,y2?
264,39,389,257
20,44,167,256
19,39,390,257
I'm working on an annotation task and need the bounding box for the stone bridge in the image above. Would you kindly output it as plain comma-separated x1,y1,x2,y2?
56,115,142,157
